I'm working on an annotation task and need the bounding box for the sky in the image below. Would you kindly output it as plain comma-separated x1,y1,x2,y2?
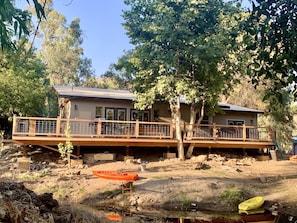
17,0,251,77
49,0,133,76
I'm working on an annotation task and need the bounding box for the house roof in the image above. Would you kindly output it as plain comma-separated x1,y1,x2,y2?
53,85,134,101
53,85,263,114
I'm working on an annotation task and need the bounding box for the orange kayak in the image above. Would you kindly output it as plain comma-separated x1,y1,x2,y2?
92,170,138,181
105,214,122,221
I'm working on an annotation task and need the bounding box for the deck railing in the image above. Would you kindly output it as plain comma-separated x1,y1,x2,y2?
12,116,174,139
184,124,274,142
12,116,274,143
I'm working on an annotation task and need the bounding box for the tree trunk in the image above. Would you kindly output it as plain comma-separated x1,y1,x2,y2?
186,100,205,159
171,98,184,160
186,103,197,158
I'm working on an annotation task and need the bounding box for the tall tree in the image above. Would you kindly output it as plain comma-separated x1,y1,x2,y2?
243,0,297,151
38,4,95,86
39,11,82,85
123,0,244,159
245,0,297,99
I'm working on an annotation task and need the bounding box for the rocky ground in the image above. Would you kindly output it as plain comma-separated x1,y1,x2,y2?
1,144,297,222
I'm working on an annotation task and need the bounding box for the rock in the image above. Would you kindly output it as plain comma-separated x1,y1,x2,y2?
192,162,211,170
259,175,267,183
191,155,207,163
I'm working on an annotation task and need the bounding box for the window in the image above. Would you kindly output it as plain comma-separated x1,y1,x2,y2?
106,108,115,120
227,119,245,125
117,109,126,121
105,108,126,120
95,107,102,118
131,109,150,121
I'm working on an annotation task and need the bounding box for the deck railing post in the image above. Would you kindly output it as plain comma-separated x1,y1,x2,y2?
170,122,174,139
97,120,102,137
135,120,139,137
12,115,17,135
56,117,61,136
268,127,275,141
243,125,246,140
212,123,217,139
29,118,36,136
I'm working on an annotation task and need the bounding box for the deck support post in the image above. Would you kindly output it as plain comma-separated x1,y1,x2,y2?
125,146,132,156
243,148,247,157
76,145,81,157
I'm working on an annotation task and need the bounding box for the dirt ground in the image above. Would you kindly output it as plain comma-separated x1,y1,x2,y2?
1,144,297,222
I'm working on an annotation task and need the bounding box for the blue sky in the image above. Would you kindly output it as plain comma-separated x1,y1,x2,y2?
49,0,133,76
17,0,251,77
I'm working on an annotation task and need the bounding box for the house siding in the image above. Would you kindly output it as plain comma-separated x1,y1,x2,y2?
66,99,259,127
213,111,258,126
69,98,134,120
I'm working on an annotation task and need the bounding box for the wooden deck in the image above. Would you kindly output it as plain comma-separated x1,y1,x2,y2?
12,116,275,150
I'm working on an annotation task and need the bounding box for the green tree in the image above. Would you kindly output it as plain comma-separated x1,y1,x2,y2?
78,57,97,86
39,11,81,85
38,6,95,86
0,39,48,118
123,0,244,159
225,78,295,153
102,51,134,90
245,0,297,98
243,0,297,152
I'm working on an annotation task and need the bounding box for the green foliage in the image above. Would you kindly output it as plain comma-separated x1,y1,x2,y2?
258,89,294,152
38,9,95,86
58,122,73,169
0,0,30,49
102,51,135,90
123,0,244,110
219,189,246,206
0,39,49,118
0,0,45,50
17,171,50,180
123,0,245,159
245,0,297,99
